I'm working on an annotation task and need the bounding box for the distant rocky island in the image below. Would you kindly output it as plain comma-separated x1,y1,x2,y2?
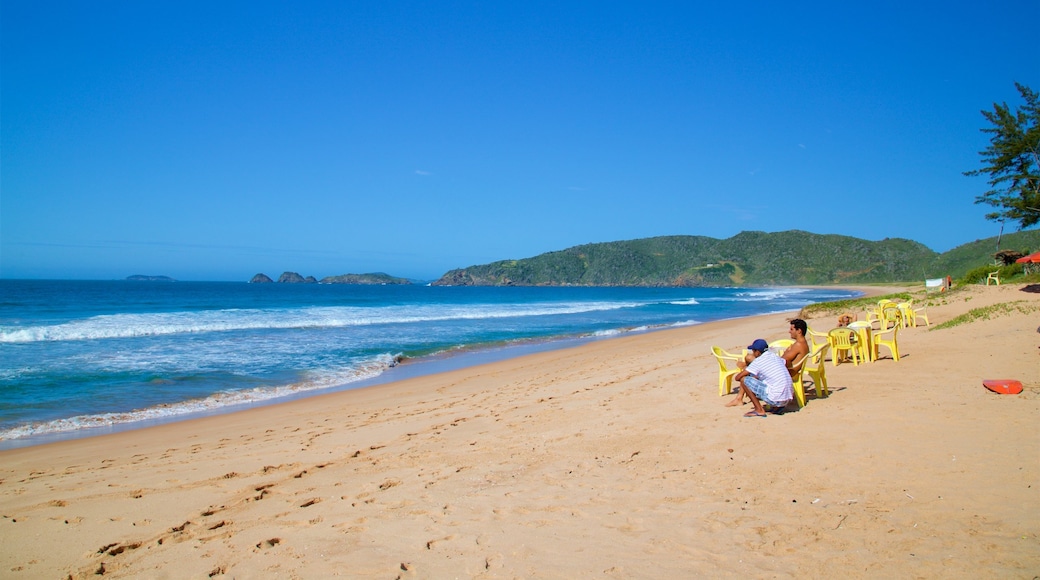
126,275,176,282
249,272,411,285
277,272,318,284
320,273,411,285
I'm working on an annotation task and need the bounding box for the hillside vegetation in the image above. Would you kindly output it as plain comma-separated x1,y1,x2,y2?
432,229,1040,287
929,229,1040,275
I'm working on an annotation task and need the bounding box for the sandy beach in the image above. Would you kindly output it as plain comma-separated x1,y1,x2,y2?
1,283,1037,578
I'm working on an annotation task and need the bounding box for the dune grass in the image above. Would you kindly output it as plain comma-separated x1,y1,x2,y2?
931,300,1040,330
798,292,912,320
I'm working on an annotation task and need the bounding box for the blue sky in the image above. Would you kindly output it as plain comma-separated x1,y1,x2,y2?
3,1,1038,281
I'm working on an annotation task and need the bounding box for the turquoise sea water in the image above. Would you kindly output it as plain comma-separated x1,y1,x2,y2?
0,280,859,446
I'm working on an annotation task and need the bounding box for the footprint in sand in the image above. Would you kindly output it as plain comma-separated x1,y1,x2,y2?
424,535,457,549
255,537,281,550
97,541,142,556
251,483,275,501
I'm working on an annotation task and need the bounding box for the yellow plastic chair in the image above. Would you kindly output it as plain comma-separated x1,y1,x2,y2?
880,304,902,330
788,351,810,408
899,301,925,328
769,338,794,354
867,300,894,329
915,305,931,328
986,271,1000,285
873,324,901,361
865,308,881,329
711,346,743,396
807,327,830,351
803,342,830,399
897,300,929,327
827,327,860,367
897,301,913,327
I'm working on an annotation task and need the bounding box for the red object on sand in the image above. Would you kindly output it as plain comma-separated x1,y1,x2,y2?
1015,251,1040,263
983,379,1023,395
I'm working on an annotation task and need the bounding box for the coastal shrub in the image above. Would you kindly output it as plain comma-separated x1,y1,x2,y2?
958,263,1024,286
958,265,992,285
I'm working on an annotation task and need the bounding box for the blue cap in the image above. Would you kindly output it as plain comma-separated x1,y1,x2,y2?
747,338,769,352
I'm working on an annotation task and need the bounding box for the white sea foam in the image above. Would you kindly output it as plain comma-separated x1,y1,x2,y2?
0,354,402,441
668,319,699,328
697,288,812,303
669,298,700,305
734,288,809,300
0,300,649,343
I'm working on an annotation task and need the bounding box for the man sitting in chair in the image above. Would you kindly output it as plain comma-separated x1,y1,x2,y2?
726,338,793,417
785,319,810,376
738,319,810,379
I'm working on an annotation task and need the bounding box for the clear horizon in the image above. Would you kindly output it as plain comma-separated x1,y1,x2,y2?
3,2,1039,281
0,226,1032,283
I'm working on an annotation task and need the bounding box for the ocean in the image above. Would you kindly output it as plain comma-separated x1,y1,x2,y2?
0,280,858,447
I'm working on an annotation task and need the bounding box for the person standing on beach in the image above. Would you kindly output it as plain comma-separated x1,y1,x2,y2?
726,339,793,417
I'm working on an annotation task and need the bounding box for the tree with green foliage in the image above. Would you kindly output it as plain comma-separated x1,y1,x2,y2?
966,82,1040,228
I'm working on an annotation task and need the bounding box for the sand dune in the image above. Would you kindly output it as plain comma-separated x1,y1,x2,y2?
1,283,1037,578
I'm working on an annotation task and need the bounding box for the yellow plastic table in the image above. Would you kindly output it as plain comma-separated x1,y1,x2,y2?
847,321,875,362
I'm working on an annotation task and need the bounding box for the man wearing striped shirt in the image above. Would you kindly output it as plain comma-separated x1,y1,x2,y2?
725,338,794,417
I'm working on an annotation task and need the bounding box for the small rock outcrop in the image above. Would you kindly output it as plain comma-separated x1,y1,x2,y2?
250,273,274,283
277,272,317,283
278,272,306,283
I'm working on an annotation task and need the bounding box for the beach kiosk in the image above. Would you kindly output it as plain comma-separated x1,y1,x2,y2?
1015,251,1040,275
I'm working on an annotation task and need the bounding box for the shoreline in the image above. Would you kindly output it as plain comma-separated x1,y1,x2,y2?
0,329,630,450
0,286,886,449
0,306,825,460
